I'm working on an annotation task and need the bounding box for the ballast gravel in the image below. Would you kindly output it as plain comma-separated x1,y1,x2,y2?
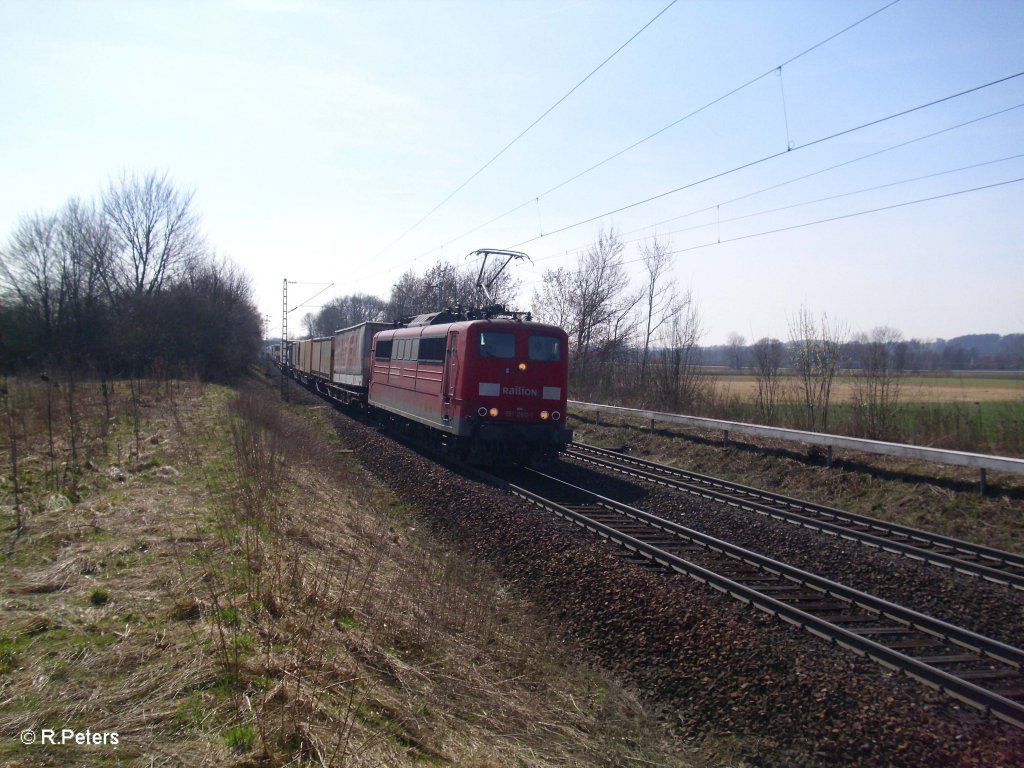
328,412,1024,767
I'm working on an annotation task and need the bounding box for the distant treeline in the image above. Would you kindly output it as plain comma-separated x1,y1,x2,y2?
703,334,1024,372
296,259,522,338
0,171,261,380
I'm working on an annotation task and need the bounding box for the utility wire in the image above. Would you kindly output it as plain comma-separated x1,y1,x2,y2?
665,176,1024,257
288,283,335,314
372,0,681,260
510,70,1024,248
373,101,1024,279
608,101,1024,245
416,0,903,260
349,97,1024,287
652,153,1024,241
516,176,1024,286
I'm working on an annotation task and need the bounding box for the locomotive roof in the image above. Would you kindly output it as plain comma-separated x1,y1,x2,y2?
404,309,465,327
378,317,565,337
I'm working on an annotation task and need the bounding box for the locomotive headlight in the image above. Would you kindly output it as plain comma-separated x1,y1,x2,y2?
518,362,527,371
488,407,499,418
477,407,488,417
552,411,561,421
540,410,550,420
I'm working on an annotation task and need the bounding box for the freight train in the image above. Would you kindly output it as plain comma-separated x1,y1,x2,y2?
278,306,572,465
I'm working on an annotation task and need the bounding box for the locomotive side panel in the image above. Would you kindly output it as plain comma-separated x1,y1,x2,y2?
369,328,453,431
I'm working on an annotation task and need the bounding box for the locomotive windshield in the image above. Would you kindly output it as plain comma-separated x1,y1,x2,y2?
478,332,515,359
528,335,561,362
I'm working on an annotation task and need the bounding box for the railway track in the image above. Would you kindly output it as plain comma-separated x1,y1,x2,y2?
284,372,1024,731
566,442,1024,591
483,465,1024,730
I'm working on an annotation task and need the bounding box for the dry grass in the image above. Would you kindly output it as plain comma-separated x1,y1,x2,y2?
0,374,717,767
707,374,1024,404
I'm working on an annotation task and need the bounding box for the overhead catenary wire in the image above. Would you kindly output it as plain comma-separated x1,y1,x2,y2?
371,0,681,261
513,152,1024,262
353,98,1024,285
509,70,1024,249
601,102,1024,250
643,153,1024,244
513,176,1024,287
288,283,335,314
664,176,1024,258
412,0,904,262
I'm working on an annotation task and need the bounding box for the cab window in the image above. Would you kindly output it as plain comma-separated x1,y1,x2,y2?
418,337,445,362
528,335,561,362
478,332,515,359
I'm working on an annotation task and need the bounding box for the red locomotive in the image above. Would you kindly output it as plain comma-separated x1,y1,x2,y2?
368,309,571,464
282,249,572,464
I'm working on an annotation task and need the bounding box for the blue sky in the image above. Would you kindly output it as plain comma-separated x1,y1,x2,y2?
2,0,1022,344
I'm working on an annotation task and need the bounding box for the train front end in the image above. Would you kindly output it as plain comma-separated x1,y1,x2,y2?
457,320,572,464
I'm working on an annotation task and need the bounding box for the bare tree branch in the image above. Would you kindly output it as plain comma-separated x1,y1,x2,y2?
102,170,205,296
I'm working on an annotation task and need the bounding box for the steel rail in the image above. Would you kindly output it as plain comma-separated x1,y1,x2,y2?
281,366,1024,730
566,442,1024,590
483,467,1024,730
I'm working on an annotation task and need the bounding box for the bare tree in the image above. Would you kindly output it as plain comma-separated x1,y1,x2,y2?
0,212,62,352
533,229,633,388
726,332,746,370
169,254,262,378
2,176,259,379
638,236,676,389
314,293,387,334
751,336,784,424
387,270,427,321
300,312,317,339
655,290,704,410
788,306,847,431
850,326,906,439
595,288,642,399
530,266,576,333
102,170,205,296
465,255,522,308
422,261,461,310
386,259,522,322
57,198,114,358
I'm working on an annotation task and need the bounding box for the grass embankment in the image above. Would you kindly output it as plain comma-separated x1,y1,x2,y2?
570,413,1024,556
1,374,700,767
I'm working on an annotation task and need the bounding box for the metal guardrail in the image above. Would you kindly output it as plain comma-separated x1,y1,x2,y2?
568,401,1024,486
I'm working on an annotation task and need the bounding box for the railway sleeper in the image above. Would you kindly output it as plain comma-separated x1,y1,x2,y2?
771,599,851,610
848,626,931,637
993,687,1024,699
616,552,667,570
956,669,1023,682
885,638,949,650
730,580,800,589
913,653,987,665
817,614,883,624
